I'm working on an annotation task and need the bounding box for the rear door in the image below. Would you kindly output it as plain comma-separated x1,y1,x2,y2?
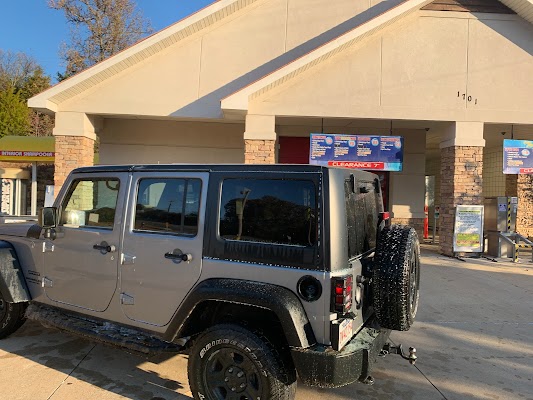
120,172,207,326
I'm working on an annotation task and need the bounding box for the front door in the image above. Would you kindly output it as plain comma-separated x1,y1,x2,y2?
44,173,128,311
120,172,207,326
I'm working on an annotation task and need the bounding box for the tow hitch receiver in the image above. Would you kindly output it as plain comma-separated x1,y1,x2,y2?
379,343,417,365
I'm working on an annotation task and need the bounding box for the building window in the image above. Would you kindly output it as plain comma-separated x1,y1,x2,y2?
134,178,201,236
219,179,317,246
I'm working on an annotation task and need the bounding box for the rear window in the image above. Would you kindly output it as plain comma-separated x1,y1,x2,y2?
345,178,379,258
219,178,317,246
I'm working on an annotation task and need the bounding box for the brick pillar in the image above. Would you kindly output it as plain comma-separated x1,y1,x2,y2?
505,174,518,197
439,146,483,255
54,136,95,191
244,140,276,164
53,112,99,194
516,174,533,238
243,114,276,164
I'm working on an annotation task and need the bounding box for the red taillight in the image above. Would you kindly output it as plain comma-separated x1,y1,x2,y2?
332,275,353,314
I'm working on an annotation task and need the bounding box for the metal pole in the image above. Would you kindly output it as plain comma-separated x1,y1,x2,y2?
15,179,21,215
31,162,37,216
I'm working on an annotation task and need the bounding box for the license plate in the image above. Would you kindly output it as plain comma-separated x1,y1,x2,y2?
337,318,353,350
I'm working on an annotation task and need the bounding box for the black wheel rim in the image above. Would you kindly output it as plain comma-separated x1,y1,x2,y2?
0,297,6,321
409,246,420,315
203,346,263,400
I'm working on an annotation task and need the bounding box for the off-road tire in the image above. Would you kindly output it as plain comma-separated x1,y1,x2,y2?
0,292,27,339
188,324,297,400
372,225,420,331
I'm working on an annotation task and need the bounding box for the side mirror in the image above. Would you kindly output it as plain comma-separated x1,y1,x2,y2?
41,207,58,229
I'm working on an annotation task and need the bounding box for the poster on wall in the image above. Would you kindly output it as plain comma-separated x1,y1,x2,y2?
309,133,403,171
453,205,484,253
503,139,533,174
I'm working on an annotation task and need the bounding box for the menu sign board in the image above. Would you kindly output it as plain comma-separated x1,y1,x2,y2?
453,205,484,253
309,134,403,171
503,139,533,174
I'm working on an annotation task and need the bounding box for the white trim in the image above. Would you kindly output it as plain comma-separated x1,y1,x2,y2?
221,0,435,112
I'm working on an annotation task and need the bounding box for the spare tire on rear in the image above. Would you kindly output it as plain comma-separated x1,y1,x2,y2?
372,225,420,331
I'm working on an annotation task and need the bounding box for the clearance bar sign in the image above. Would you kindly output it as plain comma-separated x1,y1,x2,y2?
309,133,403,171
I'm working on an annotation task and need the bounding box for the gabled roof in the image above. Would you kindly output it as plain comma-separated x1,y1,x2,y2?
221,0,533,112
29,0,259,112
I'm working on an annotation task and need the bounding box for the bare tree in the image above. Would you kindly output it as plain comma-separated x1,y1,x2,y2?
49,0,152,79
0,50,39,92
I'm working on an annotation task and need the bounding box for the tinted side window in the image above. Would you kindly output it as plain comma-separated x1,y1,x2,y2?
219,179,316,246
60,178,120,229
345,179,378,258
134,178,201,236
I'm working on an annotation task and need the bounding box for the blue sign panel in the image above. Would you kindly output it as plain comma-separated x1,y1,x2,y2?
503,139,533,174
309,134,403,171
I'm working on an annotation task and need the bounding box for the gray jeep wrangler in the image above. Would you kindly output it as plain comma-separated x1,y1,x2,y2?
0,164,420,399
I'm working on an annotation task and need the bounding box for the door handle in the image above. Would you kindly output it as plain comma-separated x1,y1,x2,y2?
93,241,116,253
164,249,192,262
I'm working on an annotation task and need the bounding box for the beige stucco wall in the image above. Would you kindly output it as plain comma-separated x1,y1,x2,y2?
250,12,533,125
98,119,245,164
58,0,391,118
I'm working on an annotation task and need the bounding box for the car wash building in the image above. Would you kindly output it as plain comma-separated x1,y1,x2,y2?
28,0,533,255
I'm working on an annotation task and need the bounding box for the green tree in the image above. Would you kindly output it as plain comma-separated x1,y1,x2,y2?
19,67,55,136
0,90,30,138
0,50,53,136
49,0,152,79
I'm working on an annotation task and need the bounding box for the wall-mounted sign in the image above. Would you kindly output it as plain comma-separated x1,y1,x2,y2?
503,139,533,174
453,205,484,253
309,134,403,171
0,136,55,162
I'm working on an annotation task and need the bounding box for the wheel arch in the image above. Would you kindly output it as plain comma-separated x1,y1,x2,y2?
163,279,317,348
0,241,31,303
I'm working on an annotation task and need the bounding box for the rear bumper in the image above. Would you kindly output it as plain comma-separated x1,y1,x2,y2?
291,327,391,388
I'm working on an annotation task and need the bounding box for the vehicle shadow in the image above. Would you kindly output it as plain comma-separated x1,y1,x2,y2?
0,321,191,400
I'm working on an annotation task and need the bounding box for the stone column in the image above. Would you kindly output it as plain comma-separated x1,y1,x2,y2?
53,112,99,193
505,174,518,197
243,114,276,164
439,122,485,256
517,174,533,238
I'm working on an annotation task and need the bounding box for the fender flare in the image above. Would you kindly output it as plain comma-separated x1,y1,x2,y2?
0,241,31,303
163,278,317,348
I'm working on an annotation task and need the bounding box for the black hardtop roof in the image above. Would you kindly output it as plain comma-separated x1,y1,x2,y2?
72,164,377,179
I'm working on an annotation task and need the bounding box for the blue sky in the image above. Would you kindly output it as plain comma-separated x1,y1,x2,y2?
0,0,214,82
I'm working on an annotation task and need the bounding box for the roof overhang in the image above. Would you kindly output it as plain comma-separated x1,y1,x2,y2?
221,0,533,113
28,0,259,112
500,0,533,24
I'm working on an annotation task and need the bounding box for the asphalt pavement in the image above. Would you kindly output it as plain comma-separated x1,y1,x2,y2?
1,244,532,400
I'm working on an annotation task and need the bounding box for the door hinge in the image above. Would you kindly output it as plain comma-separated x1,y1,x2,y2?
42,277,53,288
120,293,135,305
121,253,136,265
42,241,54,253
